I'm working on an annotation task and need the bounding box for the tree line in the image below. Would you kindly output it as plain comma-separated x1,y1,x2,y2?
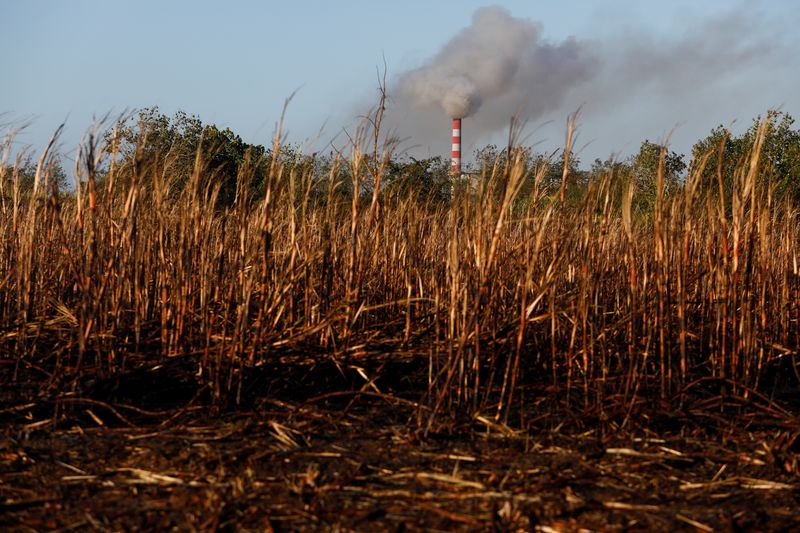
3,107,799,213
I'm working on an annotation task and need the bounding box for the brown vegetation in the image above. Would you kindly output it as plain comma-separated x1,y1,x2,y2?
3,109,798,418
1,108,799,530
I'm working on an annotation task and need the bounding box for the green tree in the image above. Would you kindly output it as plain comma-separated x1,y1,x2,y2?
589,142,685,219
762,112,800,200
691,111,800,204
470,144,587,208
198,124,267,207
631,140,686,201
1,157,69,201
109,107,274,208
385,156,452,204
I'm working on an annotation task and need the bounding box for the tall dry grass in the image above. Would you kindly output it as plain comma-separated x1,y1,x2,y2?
1,111,798,431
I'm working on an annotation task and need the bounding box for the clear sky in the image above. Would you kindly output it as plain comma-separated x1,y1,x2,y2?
3,0,799,167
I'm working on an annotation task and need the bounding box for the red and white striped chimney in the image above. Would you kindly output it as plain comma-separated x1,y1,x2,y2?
451,118,461,175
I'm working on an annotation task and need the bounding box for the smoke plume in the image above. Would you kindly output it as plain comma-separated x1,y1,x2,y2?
386,5,788,162
398,6,594,120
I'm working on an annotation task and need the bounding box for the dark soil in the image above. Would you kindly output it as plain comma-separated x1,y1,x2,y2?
2,356,800,532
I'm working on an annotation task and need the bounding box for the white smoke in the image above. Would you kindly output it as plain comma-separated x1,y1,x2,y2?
384,4,789,162
396,6,594,119
402,69,482,118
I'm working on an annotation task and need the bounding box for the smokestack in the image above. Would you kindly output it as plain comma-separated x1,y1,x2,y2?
451,118,461,175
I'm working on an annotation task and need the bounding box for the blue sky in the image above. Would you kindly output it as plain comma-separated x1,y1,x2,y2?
3,0,799,166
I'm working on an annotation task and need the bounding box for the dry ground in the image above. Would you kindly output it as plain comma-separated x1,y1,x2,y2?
2,357,799,532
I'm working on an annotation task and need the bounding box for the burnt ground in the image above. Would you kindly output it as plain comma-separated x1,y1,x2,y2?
2,355,800,532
